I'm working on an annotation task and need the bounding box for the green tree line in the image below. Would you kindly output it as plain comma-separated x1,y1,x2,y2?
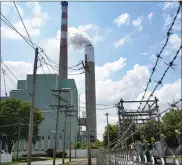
0,98,44,154
103,109,182,148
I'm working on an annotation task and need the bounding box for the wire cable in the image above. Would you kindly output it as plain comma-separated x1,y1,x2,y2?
13,0,35,49
136,4,181,111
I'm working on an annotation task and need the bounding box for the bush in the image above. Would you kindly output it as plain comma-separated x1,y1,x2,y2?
21,153,47,157
46,149,67,158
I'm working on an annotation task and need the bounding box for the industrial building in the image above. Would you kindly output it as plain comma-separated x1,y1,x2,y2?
9,74,79,151
1,0,97,154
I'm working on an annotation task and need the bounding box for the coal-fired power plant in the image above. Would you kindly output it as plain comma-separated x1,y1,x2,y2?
85,45,97,141
59,1,97,142
59,1,68,79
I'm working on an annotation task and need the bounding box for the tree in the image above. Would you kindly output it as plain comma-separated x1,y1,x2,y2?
91,140,104,149
103,124,118,148
161,109,182,147
0,98,44,154
140,109,182,147
74,142,87,149
140,119,160,143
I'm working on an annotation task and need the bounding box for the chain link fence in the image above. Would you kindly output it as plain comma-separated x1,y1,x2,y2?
97,125,182,165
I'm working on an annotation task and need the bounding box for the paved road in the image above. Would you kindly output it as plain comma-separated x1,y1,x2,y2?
70,158,96,165
11,159,89,165
14,159,70,165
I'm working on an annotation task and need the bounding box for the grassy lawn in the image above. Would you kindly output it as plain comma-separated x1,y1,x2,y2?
167,156,182,158
62,161,76,165
58,159,86,165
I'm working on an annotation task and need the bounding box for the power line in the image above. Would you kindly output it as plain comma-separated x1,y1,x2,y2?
0,14,35,50
1,12,84,75
13,0,35,49
80,102,114,107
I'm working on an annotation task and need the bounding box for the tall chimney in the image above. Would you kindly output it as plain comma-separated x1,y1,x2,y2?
59,1,68,79
85,45,97,141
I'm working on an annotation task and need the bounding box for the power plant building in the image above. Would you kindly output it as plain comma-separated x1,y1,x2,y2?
1,0,97,153
9,74,79,151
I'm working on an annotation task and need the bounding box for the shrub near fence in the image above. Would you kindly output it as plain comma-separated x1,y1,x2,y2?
46,149,67,158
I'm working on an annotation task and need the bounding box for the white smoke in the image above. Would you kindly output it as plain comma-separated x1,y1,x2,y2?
68,27,92,51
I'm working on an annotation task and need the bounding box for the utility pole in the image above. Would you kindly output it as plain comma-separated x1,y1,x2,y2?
87,128,92,165
62,106,68,164
53,92,61,165
75,132,77,159
50,89,72,165
69,120,71,161
106,113,110,165
16,123,21,160
62,107,75,164
27,47,38,165
78,94,80,144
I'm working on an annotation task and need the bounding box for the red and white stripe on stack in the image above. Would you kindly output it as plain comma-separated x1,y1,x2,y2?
61,1,68,40
59,1,68,79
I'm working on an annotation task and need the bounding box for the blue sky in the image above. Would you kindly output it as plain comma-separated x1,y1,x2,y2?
1,1,181,139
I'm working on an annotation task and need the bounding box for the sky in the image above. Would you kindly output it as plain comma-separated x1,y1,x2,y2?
1,1,181,140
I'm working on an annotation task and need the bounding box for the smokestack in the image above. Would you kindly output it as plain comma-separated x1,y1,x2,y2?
85,45,97,141
59,1,68,79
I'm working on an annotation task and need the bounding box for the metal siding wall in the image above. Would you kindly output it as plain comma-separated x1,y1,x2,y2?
9,74,79,150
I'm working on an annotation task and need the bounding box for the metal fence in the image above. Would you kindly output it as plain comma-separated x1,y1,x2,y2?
97,127,182,165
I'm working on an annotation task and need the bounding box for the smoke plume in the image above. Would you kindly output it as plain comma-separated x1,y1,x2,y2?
68,27,92,51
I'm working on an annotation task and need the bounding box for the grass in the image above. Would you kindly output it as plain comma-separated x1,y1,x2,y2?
58,158,86,165
166,155,182,158
62,161,76,165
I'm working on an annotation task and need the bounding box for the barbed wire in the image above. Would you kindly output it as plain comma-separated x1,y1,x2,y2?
136,3,181,111
113,8,182,149
141,45,181,111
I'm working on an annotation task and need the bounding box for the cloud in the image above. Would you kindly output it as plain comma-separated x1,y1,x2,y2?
95,57,127,81
134,79,181,112
169,33,181,50
96,64,149,105
142,52,148,56
114,37,128,48
114,30,137,48
1,61,33,96
1,1,49,39
1,2,13,16
162,2,178,11
162,2,181,32
148,12,154,23
160,33,181,57
132,16,143,31
68,57,127,90
149,54,156,62
113,13,130,27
